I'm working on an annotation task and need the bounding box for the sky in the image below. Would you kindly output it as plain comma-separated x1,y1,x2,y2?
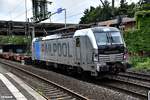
0,0,138,24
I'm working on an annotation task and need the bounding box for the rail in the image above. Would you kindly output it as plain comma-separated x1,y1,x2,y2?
0,59,89,100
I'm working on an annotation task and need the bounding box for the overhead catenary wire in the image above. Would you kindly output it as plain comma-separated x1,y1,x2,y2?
13,8,32,20
9,0,24,13
8,0,24,20
49,0,102,23
52,12,83,23
9,0,101,22
50,0,99,18
13,2,84,22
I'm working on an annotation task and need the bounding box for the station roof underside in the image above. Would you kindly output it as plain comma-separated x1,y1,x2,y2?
0,20,90,36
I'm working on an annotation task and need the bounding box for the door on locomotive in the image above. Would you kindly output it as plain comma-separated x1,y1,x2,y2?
75,37,81,65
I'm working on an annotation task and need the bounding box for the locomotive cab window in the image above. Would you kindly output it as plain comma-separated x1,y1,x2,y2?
76,37,80,47
94,31,123,46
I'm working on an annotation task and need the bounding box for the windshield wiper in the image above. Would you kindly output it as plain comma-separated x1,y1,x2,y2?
105,33,109,46
110,34,114,44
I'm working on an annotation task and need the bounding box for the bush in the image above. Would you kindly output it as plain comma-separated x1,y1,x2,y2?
130,56,150,71
124,10,150,55
0,36,31,45
124,29,150,53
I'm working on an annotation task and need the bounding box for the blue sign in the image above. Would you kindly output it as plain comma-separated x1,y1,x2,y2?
57,8,64,14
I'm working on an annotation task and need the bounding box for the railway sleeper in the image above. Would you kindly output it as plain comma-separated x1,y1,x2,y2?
56,96,75,100
44,88,58,91
47,91,66,96
48,93,69,99
45,90,62,94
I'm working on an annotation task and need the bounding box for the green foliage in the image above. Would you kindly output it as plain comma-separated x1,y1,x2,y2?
135,10,150,29
124,10,150,53
135,10,150,17
129,56,146,66
119,0,128,15
130,56,150,71
80,0,137,24
141,3,150,10
80,4,113,24
80,6,97,24
124,29,150,53
0,36,9,44
138,0,150,10
126,3,137,17
0,36,31,45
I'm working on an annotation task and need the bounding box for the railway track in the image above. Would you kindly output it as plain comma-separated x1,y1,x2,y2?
0,59,89,100
0,59,149,100
103,71,150,100
119,71,150,82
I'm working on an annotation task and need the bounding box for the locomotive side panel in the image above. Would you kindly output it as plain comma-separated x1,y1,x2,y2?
78,36,87,65
39,38,75,66
85,36,93,64
78,36,96,71
32,41,41,60
56,38,75,66
40,41,45,61
44,39,58,63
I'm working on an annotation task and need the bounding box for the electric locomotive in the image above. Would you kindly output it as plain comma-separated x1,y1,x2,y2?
32,27,129,76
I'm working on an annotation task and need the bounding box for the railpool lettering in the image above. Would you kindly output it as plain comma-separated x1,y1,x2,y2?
48,43,51,53
53,43,57,56
62,43,67,57
57,43,61,57
68,42,72,57
44,42,72,57
50,43,54,56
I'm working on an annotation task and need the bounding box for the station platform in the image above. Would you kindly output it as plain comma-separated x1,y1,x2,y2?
0,72,46,100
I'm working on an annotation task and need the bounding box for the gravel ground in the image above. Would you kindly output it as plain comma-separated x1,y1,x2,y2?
0,60,141,100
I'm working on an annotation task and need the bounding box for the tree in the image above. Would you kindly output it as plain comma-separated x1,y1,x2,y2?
140,0,150,4
138,0,150,10
124,10,150,54
79,0,138,24
119,0,128,15
80,6,96,24
80,0,112,24
101,0,112,20
127,3,136,17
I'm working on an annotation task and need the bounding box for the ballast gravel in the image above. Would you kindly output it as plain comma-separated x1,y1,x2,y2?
0,60,140,100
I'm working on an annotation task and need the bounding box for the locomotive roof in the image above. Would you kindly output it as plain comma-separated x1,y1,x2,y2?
33,27,120,41
91,27,119,32
73,26,119,37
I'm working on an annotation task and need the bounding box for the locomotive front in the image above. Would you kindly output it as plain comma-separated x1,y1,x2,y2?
91,27,128,75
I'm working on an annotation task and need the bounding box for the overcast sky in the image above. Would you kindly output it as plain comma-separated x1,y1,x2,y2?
0,0,138,23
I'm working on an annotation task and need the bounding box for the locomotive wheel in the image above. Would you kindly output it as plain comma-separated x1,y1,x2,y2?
77,67,83,75
111,63,123,73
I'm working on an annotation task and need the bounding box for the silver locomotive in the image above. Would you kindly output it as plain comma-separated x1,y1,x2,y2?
32,27,128,76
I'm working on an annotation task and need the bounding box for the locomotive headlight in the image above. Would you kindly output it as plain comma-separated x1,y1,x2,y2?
123,53,128,60
123,53,129,64
123,48,128,59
